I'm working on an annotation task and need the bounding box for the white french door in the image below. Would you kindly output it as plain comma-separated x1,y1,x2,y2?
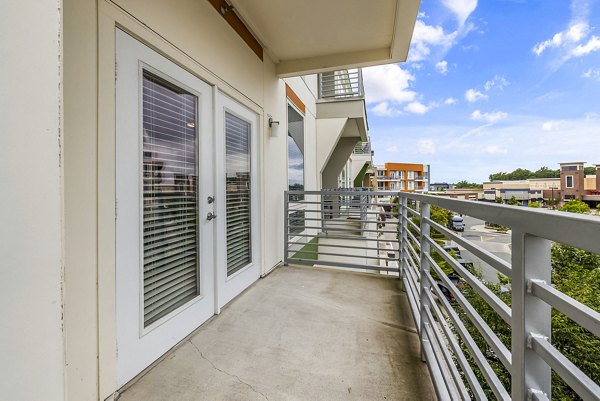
115,30,216,386
215,93,260,308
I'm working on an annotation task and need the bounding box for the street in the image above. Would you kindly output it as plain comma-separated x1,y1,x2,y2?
448,215,511,284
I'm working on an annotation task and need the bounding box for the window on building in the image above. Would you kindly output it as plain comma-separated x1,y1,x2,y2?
566,175,574,188
400,181,405,190
287,104,304,193
562,165,577,171
142,70,199,327
408,181,414,190
408,171,414,179
225,112,252,277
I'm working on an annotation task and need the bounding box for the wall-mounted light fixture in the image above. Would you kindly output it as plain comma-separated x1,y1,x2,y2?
267,115,280,138
268,116,280,128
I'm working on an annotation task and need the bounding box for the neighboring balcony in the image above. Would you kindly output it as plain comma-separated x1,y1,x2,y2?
316,69,369,189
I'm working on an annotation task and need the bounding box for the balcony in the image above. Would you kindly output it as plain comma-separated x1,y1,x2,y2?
316,69,368,188
284,190,600,400
352,140,372,155
117,265,435,400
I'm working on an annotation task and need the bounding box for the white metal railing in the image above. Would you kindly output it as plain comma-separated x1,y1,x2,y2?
398,192,600,401
353,141,371,155
284,190,600,400
318,69,364,99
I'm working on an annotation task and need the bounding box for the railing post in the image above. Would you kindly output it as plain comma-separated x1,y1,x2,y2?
419,201,431,362
511,230,552,400
283,190,289,266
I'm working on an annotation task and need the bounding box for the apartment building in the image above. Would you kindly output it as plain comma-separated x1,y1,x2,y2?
374,162,430,192
1,1,420,400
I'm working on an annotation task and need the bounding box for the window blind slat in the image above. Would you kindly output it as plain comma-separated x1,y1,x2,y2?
142,70,200,327
225,112,252,276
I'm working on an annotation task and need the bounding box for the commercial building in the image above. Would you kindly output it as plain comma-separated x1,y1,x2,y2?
374,162,430,192
483,162,600,207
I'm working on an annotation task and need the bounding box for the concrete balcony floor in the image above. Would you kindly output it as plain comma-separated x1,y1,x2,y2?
119,266,435,401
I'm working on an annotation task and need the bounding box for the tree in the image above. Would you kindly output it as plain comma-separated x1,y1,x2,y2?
506,195,520,206
454,180,483,189
489,166,560,181
559,199,590,214
584,166,596,175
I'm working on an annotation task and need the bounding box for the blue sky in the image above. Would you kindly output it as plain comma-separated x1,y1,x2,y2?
363,0,600,183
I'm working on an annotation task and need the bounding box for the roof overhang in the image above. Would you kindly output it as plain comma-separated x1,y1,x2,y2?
229,0,421,77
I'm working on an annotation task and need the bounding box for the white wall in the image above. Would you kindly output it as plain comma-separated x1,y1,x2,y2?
0,1,66,400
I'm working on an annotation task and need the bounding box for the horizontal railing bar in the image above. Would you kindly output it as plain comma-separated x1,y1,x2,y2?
427,237,512,324
422,331,453,401
289,240,397,252
300,217,393,224
287,233,387,242
402,276,421,332
426,253,512,370
285,248,397,262
403,256,420,296
403,215,420,232
528,389,550,401
425,217,512,277
296,225,399,234
405,226,420,248
425,288,487,400
529,279,600,337
406,240,421,264
424,269,511,401
401,193,600,254
423,321,463,400
424,306,471,400
530,334,600,401
287,258,399,273
288,190,395,196
405,206,420,218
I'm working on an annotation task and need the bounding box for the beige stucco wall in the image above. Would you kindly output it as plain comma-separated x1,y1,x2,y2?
0,1,66,400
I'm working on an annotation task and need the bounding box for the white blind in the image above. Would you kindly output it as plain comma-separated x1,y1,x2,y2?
225,112,252,276
142,71,199,327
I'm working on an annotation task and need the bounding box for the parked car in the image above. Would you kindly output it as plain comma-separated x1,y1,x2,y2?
448,215,464,232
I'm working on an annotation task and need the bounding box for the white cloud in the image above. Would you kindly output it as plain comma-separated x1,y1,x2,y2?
409,19,459,62
471,110,508,123
441,0,478,27
542,120,564,131
436,60,449,75
417,139,436,155
465,88,488,102
482,145,507,155
570,35,600,57
582,68,600,80
371,102,396,117
386,145,399,152
444,97,458,105
404,101,431,115
533,22,590,56
484,75,509,91
363,64,416,104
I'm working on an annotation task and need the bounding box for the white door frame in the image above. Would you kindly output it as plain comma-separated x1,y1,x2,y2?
115,29,216,386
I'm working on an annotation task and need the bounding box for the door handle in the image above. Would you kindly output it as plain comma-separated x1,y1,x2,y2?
207,212,217,221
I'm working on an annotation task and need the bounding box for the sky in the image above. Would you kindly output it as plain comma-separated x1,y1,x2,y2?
363,0,600,183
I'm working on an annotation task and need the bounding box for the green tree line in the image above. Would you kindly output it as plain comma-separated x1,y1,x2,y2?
489,166,596,181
